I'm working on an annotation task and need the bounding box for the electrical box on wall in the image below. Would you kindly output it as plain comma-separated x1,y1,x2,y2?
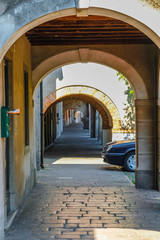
1,106,9,138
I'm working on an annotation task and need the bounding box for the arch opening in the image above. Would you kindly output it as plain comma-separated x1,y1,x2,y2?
0,4,160,62
43,85,123,131
32,49,148,100
0,4,159,238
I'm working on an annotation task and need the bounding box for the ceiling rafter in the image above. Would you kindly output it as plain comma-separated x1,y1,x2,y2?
26,15,153,45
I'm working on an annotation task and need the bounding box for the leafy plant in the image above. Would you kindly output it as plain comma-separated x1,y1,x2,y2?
117,72,135,130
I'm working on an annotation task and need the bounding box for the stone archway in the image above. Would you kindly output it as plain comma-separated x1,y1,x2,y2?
46,94,112,130
43,85,121,131
0,2,160,238
32,49,148,100
0,4,157,193
0,1,160,62
45,93,116,146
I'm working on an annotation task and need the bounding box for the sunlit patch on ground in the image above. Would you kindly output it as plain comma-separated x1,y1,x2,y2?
94,228,160,240
52,157,106,164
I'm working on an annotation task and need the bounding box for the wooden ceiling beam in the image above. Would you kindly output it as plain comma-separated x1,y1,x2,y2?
26,30,142,35
29,39,152,45
25,15,153,45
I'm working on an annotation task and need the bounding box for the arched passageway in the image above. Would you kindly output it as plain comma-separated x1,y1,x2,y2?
43,85,121,131
32,49,148,100
33,43,156,191
0,1,160,61
0,2,160,238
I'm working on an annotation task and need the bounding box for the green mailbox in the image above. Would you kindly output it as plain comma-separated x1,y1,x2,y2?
1,106,9,138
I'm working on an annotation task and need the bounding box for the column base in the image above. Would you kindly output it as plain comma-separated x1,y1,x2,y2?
158,172,160,191
135,170,154,189
102,129,112,147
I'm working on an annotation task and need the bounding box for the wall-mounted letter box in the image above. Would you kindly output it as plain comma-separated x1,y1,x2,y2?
1,106,9,138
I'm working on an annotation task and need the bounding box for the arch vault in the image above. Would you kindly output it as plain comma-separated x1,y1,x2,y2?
0,2,160,238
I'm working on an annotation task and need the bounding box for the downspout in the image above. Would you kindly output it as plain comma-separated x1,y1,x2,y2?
40,82,44,169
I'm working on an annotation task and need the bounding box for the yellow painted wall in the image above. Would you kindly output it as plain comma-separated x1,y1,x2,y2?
0,60,5,237
5,35,35,206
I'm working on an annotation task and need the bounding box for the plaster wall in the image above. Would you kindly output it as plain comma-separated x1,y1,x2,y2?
43,68,63,99
34,67,63,164
56,102,63,138
6,35,35,207
0,61,5,239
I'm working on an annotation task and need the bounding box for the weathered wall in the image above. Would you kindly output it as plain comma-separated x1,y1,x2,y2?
0,61,5,239
56,102,63,138
6,35,35,207
43,68,63,99
34,67,63,162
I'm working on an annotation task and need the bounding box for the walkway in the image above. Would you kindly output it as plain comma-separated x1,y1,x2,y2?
5,123,160,240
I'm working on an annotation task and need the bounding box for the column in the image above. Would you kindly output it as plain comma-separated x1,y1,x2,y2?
95,110,99,138
83,103,89,129
90,106,96,138
102,128,112,147
135,99,155,189
157,103,160,191
157,50,160,191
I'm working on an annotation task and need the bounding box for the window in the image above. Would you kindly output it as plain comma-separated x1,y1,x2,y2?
24,71,29,146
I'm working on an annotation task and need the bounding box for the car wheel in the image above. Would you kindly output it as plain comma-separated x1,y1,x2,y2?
124,151,136,172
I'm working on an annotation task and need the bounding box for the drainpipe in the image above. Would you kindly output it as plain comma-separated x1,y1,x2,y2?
40,82,44,169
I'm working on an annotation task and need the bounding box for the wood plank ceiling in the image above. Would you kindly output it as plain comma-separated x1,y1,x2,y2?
26,15,153,45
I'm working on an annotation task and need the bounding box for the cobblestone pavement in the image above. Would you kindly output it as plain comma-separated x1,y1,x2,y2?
5,124,160,240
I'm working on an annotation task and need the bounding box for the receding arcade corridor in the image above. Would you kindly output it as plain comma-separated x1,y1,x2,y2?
41,122,131,188
5,123,160,240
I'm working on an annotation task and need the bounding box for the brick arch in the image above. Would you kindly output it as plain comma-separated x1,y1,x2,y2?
43,86,122,130
49,94,111,129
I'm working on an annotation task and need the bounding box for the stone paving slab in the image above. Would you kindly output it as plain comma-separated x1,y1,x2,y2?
5,124,160,239
5,185,160,240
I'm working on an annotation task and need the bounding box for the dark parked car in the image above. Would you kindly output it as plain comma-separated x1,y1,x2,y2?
101,140,135,172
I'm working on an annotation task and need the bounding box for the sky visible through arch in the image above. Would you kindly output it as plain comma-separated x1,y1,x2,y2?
56,63,129,120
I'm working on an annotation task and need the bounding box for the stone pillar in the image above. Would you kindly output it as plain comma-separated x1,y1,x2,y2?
157,103,160,191
98,115,103,143
102,128,112,147
90,106,96,138
34,85,41,170
157,51,160,191
84,103,89,129
135,99,155,189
